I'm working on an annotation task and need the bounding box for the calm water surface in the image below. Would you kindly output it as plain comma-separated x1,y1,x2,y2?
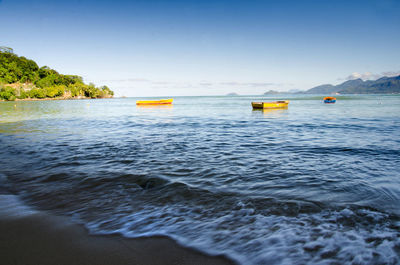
1,95,400,264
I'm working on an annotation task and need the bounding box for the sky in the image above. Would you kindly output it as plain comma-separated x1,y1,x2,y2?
1,0,400,97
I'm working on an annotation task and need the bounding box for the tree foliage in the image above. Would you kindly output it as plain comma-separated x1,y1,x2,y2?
0,85,17,101
0,50,114,101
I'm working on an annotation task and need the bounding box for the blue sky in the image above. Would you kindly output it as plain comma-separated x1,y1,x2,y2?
1,0,399,96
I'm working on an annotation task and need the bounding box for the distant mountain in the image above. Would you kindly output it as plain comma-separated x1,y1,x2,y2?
263,89,301,94
304,84,336,94
226,92,239,96
305,75,400,94
342,76,400,94
287,89,302,93
263,90,281,95
336,78,365,90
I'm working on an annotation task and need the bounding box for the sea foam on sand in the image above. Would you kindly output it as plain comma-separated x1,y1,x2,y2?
0,193,234,265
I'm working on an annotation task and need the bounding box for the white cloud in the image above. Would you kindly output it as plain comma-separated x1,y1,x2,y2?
219,82,277,87
344,71,400,81
99,77,292,96
345,72,381,80
199,82,213,86
101,78,150,83
381,71,400,77
104,78,283,89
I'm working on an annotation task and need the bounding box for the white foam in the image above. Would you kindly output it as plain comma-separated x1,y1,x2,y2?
83,204,400,265
0,194,37,219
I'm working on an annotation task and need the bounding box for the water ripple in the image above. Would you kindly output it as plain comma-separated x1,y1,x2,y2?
1,96,400,264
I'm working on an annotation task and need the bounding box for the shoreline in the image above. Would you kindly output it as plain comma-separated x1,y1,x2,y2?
0,195,235,265
14,96,113,101
1,97,114,102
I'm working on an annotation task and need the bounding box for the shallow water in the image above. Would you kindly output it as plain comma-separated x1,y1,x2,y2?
1,95,400,264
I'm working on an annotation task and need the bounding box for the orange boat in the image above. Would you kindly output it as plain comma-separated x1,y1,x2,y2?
323,97,336,103
136,99,173,105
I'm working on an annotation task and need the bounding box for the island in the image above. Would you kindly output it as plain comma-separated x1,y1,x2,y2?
263,90,281,95
0,47,114,101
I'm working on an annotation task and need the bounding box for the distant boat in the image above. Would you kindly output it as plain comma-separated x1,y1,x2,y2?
136,98,173,105
251,100,289,109
323,97,336,103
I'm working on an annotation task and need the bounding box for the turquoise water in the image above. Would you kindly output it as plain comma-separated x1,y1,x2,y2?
1,95,400,264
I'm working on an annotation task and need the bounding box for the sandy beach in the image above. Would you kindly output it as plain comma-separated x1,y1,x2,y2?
0,195,235,265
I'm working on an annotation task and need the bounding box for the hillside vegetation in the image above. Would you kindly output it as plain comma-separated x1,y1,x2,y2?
0,47,113,101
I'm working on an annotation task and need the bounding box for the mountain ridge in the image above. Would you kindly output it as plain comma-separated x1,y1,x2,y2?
304,75,400,94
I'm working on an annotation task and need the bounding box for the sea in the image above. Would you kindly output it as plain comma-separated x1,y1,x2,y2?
0,94,399,264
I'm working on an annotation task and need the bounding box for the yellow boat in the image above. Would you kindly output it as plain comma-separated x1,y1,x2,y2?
251,100,289,109
136,98,173,105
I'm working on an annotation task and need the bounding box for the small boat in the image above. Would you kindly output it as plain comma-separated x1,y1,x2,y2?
251,100,289,109
323,97,336,103
136,98,173,105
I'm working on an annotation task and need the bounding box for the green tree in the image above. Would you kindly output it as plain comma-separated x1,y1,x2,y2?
45,85,65,98
29,88,46,99
18,89,28,99
0,86,17,101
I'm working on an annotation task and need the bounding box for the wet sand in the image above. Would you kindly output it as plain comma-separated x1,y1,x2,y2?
0,197,235,265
